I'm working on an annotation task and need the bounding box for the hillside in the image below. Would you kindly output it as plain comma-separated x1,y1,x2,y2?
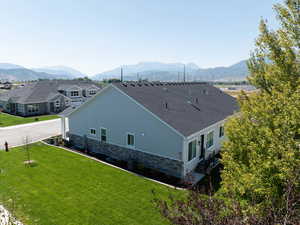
93,60,249,81
0,64,84,81
0,68,74,81
32,65,85,78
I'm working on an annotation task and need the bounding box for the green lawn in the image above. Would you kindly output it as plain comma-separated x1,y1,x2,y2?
0,113,59,127
0,142,179,225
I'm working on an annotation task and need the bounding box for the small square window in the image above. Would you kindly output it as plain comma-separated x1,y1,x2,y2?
127,133,135,146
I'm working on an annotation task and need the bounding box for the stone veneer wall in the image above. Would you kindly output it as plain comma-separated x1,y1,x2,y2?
68,133,184,178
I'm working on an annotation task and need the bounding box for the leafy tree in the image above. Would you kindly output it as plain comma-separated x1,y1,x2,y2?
155,0,300,223
221,0,300,213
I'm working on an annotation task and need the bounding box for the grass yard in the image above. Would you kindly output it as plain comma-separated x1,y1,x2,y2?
0,113,59,127
0,142,179,225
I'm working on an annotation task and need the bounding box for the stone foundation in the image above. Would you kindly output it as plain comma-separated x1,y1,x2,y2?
68,133,184,178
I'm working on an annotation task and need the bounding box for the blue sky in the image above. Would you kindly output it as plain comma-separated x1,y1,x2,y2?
0,0,279,75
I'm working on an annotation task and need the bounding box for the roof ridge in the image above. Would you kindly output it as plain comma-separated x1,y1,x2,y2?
118,81,209,88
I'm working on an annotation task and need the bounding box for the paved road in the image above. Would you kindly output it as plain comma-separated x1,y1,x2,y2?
0,119,61,150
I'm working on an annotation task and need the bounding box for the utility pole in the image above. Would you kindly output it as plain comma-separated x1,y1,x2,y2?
183,64,186,83
120,67,123,82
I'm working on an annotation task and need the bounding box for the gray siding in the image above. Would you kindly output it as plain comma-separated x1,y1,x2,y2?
68,86,184,160
24,103,48,116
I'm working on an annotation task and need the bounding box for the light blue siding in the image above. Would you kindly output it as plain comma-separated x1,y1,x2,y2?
68,86,184,160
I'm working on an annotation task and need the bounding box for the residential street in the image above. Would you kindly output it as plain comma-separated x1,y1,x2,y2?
0,119,61,150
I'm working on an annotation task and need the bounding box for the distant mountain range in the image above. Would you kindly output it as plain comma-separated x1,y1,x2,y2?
0,64,85,81
0,60,249,82
32,66,85,78
93,60,249,82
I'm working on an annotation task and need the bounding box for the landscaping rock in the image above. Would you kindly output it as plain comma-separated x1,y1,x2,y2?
0,205,23,225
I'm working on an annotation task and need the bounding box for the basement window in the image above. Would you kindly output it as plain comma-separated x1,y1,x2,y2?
127,133,135,147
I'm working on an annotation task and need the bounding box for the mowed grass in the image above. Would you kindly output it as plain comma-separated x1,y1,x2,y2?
0,113,59,127
0,142,179,225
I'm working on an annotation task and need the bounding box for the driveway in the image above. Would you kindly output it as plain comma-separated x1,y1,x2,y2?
0,119,61,150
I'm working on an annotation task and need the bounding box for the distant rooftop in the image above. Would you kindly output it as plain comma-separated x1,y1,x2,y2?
0,80,101,104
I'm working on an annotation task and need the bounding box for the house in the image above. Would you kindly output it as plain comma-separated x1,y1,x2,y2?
60,82,237,182
0,81,12,89
0,80,101,116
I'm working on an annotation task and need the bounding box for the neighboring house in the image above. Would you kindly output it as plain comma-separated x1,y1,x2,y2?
60,82,237,182
0,80,101,116
0,81,12,89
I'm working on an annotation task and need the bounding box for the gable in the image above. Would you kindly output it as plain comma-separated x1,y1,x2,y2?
68,85,184,159
114,82,238,137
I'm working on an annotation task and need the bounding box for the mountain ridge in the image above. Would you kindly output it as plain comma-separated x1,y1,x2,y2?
32,65,85,78
93,60,249,81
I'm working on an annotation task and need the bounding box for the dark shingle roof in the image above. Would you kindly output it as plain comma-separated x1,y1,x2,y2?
0,80,101,104
114,82,238,137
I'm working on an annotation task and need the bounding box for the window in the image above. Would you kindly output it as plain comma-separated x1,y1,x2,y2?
219,125,225,137
100,128,107,142
55,100,60,107
206,131,214,149
27,104,39,113
70,91,79,97
127,133,135,147
89,89,97,95
65,100,69,106
90,128,96,135
188,140,197,161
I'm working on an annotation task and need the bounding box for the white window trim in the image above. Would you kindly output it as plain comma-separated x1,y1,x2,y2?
187,139,197,162
126,132,135,148
70,90,80,97
89,89,97,95
219,125,225,138
100,127,107,142
206,130,214,150
90,128,96,136
55,100,60,107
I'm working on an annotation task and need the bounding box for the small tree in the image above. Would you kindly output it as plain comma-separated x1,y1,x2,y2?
23,136,32,167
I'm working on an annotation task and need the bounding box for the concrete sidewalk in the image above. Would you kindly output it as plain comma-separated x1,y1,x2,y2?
0,119,61,150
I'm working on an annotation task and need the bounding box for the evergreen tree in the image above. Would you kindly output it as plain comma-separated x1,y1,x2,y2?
220,0,300,213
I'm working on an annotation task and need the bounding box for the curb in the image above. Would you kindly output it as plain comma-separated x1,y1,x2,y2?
0,119,60,130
